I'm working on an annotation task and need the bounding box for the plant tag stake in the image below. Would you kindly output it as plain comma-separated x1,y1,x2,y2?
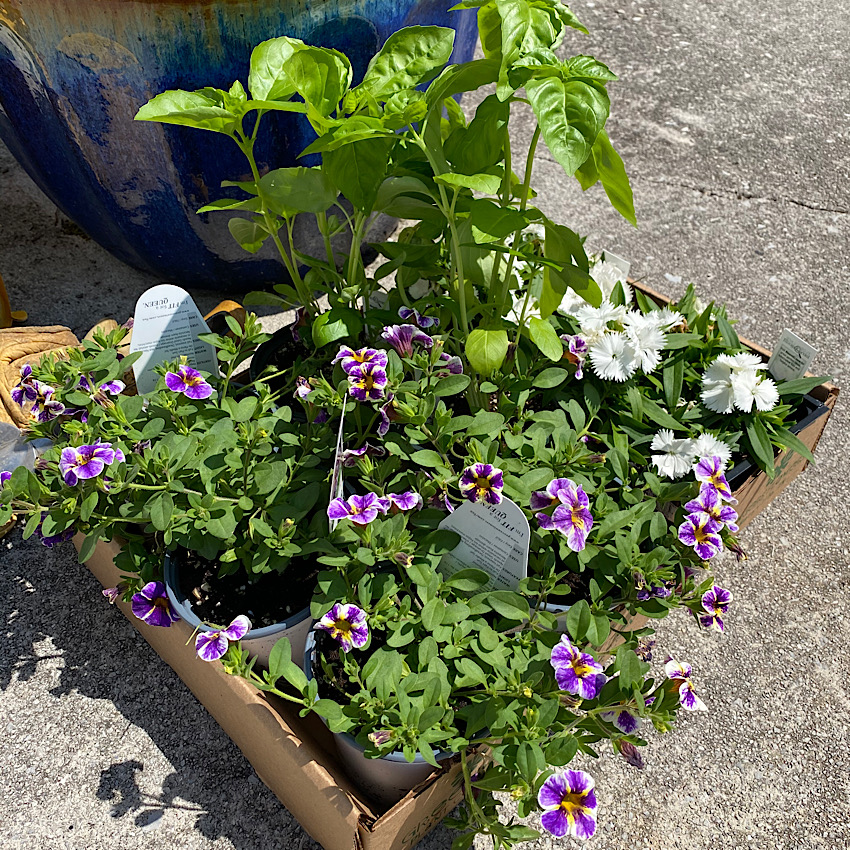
327,405,347,532
129,284,217,394
600,249,631,279
437,497,530,592
767,329,818,381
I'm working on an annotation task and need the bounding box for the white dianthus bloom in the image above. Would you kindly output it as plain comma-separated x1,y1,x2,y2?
729,352,765,372
625,320,667,373
590,260,633,304
701,377,736,414
732,371,779,413
651,429,697,479
589,332,639,382
574,300,628,334
691,433,733,470
646,307,685,331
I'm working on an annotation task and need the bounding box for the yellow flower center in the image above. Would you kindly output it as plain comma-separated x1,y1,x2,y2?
571,510,585,529
570,659,593,678
474,475,492,491
75,453,85,465
333,618,353,638
361,375,375,390
559,791,587,817
185,373,201,386
694,525,711,544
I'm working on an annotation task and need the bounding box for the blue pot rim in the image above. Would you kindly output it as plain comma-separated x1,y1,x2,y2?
163,552,311,637
303,629,461,765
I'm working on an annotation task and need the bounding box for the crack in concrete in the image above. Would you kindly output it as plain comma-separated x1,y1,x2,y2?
647,178,849,215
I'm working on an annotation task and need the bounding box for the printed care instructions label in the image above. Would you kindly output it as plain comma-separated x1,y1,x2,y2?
129,285,217,394
438,497,530,592
767,329,818,381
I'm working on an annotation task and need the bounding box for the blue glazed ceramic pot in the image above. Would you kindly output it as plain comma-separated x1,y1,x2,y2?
0,1,477,289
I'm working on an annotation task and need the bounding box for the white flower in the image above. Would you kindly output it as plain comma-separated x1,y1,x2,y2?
691,433,733,470
651,429,697,479
729,352,765,371
732,371,779,412
625,319,667,374
701,376,736,414
590,260,633,304
588,332,639,382
507,293,541,326
573,300,628,334
645,307,685,331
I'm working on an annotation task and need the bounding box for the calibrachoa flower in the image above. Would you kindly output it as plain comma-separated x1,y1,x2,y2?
36,517,75,548
101,585,123,604
398,306,439,329
332,346,388,375
437,352,463,375
327,493,388,525
340,443,386,467
385,491,422,512
459,463,504,505
678,513,723,560
59,442,124,486
0,470,9,487
637,583,671,601
550,636,606,700
380,324,433,357
30,382,65,422
530,477,576,511
699,585,733,633
347,363,388,401
602,709,641,734
195,615,252,662
294,376,312,399
130,581,179,627
377,392,396,437
560,334,588,378
694,455,735,501
79,374,125,406
664,656,707,711
165,365,213,400
537,769,598,839
11,364,37,405
685,486,739,533
535,480,593,552
316,602,369,652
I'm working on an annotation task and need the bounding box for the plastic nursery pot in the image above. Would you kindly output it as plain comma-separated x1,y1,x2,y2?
303,630,457,809
163,553,312,670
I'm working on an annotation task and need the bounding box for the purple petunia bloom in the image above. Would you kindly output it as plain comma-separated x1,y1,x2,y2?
602,709,642,735
398,306,439,329
79,374,125,407
59,442,125,486
347,364,388,401
535,479,594,552
165,365,213,400
386,491,422,512
380,324,433,357
102,586,122,604
699,585,733,634
550,635,606,700
637,583,670,601
195,615,252,662
11,364,38,406
530,477,576,511
678,514,723,560
30,382,65,423
0,470,10,488
340,443,386,467
294,376,312,399
332,346,388,376
459,463,504,505
664,656,707,711
686,484,739,533
130,581,180,627
316,602,369,652
560,334,589,379
537,769,598,839
693,455,736,502
437,352,463,375
327,493,389,525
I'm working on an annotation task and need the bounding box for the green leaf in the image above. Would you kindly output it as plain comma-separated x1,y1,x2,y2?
134,90,238,133
77,533,99,564
585,129,636,226
777,376,829,397
197,197,263,214
258,167,337,215
716,313,740,349
466,328,509,376
642,398,687,432
410,449,446,468
434,170,502,194
422,598,445,631
565,599,591,643
268,638,308,691
533,367,569,389
616,646,649,689
526,75,609,177
445,94,510,175
311,308,364,348
468,197,528,242
149,492,174,531
228,218,268,254
528,316,563,361
455,657,487,686
285,46,352,117
466,411,506,437
358,26,455,98
443,569,490,591
774,426,815,463
663,356,685,411
543,221,601,308
586,614,611,647
248,37,303,101
649,511,668,541
80,492,99,523
488,590,529,621
746,417,776,473
433,374,471,397
323,137,394,212
230,396,258,423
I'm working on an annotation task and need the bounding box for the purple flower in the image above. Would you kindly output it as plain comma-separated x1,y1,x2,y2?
0,470,10,488
398,306,439,329
132,439,151,455
79,374,125,406
368,729,393,746
693,455,735,502
602,709,641,735
195,615,252,662
560,334,589,379
347,364,388,401
102,585,123,604
130,581,179,627
377,392,396,436
164,365,213,400
530,477,576,511
699,585,732,634
678,514,723,560
332,346,388,375
535,480,593,552
316,602,369,652
437,352,463,375
618,741,645,769
459,463,504,505
664,656,707,711
59,442,125,486
11,364,38,406
686,484,739,533
30,382,65,422
537,770,598,839
37,520,75,548
386,491,422,512
340,443,386,467
380,324,433,357
550,635,606,700
294,376,312,399
635,637,656,662
327,493,388,525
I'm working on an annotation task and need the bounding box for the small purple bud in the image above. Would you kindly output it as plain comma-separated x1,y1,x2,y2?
618,741,645,769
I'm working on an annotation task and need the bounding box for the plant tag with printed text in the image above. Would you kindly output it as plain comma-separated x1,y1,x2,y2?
767,329,818,381
438,497,530,592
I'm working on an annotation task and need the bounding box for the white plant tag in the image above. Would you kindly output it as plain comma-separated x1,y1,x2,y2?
600,249,631,279
767,329,818,381
438,497,530,592
327,406,348,532
129,285,217,394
